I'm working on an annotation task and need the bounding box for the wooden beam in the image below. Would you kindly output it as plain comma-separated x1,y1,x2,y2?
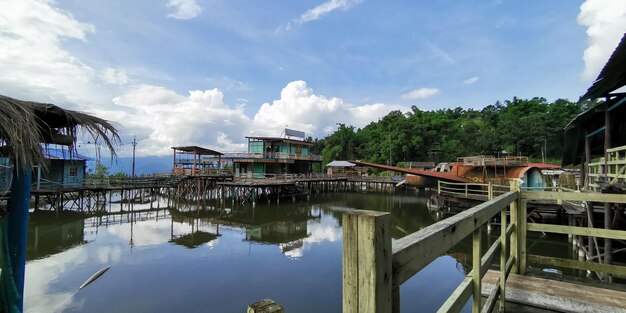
437,277,472,313
527,223,626,241
528,254,626,276
499,207,507,313
472,227,482,313
520,191,626,203
392,191,518,287
342,210,392,313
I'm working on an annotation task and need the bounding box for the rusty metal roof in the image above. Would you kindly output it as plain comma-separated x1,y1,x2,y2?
171,146,223,155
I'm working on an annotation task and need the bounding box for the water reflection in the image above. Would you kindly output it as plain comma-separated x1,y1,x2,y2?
24,191,515,313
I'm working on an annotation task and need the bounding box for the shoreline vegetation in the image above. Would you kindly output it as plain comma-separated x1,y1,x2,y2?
310,97,583,168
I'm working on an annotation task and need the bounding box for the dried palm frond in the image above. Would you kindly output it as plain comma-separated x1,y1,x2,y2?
0,95,120,171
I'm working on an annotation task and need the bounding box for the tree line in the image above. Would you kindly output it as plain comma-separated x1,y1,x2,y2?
309,97,583,166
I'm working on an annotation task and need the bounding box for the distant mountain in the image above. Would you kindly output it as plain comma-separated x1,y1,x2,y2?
87,156,172,175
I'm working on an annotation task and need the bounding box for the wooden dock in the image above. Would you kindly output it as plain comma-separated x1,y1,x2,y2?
341,182,626,313
0,173,406,214
482,270,626,312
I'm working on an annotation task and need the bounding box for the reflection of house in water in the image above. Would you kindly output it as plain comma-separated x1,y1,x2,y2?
246,220,308,253
169,212,221,249
26,217,85,260
214,204,320,254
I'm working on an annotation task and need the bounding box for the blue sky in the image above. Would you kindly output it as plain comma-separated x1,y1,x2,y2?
1,0,625,158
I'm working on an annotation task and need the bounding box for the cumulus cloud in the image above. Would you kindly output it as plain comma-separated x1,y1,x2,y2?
578,0,626,80
107,84,250,155
95,80,408,156
253,81,408,137
0,0,104,106
463,76,480,85
401,87,440,100
166,0,202,20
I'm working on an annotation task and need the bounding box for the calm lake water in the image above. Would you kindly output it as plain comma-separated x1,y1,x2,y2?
23,191,571,313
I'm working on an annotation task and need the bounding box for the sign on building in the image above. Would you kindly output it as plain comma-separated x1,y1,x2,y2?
285,128,305,139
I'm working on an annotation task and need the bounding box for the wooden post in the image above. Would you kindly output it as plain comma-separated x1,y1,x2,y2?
342,210,392,313
584,132,591,190
509,181,519,274
519,199,528,275
605,203,613,267
472,226,482,313
499,205,507,312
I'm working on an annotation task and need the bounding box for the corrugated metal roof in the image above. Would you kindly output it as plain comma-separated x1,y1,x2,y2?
326,160,356,167
245,136,313,146
42,148,90,160
171,146,223,155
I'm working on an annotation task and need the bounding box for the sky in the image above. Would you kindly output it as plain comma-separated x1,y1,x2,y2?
1,0,626,159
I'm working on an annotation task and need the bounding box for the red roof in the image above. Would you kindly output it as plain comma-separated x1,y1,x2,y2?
349,161,468,183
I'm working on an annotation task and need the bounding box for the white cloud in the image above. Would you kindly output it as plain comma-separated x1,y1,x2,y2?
253,80,408,137
401,87,440,100
100,67,131,85
297,0,363,25
463,76,480,85
0,0,104,106
578,0,626,81
166,0,202,20
108,84,250,155
97,80,408,156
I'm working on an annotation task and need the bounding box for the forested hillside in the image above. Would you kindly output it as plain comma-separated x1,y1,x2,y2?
310,97,583,166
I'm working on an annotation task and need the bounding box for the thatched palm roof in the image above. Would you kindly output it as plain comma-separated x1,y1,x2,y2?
0,95,120,170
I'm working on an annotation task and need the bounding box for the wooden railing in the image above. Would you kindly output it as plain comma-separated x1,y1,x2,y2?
342,184,626,313
588,144,626,188
437,181,510,201
222,152,323,161
233,172,342,182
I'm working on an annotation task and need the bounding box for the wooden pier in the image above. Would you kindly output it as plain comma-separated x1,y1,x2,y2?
341,183,626,313
0,173,406,215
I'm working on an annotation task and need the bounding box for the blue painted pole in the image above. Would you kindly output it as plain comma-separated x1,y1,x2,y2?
7,165,32,312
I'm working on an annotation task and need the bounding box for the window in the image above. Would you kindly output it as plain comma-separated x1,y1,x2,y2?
69,166,78,177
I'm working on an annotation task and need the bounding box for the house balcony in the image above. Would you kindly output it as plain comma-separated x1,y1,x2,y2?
222,152,322,162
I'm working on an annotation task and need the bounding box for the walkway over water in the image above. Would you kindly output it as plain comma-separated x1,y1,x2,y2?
482,270,626,312
341,183,626,313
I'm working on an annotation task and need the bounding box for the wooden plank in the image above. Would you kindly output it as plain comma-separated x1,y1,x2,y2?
521,191,626,204
438,230,506,313
437,277,472,313
472,228,482,313
527,223,626,241
482,270,626,312
519,199,527,275
392,191,518,287
342,210,393,313
342,213,359,313
499,208,507,313
528,254,626,276
481,276,500,313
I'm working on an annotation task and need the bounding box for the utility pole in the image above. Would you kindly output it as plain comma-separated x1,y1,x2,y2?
131,136,137,181
388,134,392,166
